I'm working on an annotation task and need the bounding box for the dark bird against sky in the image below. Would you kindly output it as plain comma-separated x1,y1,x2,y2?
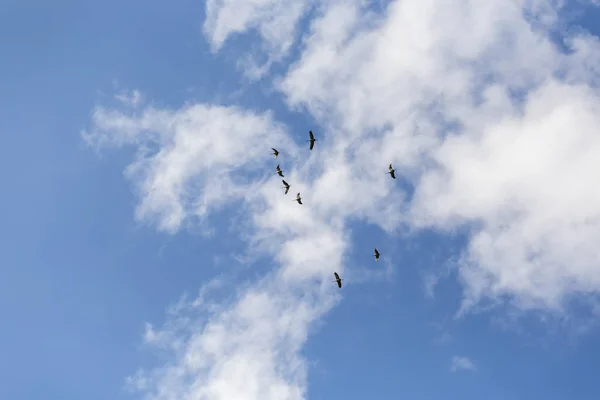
282,179,290,195
388,163,396,179
275,164,284,177
308,130,317,150
334,272,343,288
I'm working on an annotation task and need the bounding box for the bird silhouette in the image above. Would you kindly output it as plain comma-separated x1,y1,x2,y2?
282,179,290,195
333,272,343,288
387,163,396,179
308,130,317,150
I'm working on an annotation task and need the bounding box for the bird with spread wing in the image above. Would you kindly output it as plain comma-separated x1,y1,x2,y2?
334,272,343,288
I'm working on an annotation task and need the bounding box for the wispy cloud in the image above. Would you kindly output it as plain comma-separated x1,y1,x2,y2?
84,0,600,398
114,89,143,108
125,277,336,399
451,355,476,372
433,332,452,346
203,0,312,79
83,95,385,399
82,104,298,233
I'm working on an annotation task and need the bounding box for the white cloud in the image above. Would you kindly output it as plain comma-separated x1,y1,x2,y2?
203,0,311,79
85,91,403,399
82,103,298,233
127,278,338,400
85,0,600,398
451,355,476,372
414,81,600,313
83,96,370,400
278,0,600,313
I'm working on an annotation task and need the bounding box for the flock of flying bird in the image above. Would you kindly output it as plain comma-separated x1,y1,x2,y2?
270,130,396,289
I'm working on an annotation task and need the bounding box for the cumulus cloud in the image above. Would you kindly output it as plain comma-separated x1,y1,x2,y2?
415,81,600,313
279,0,600,312
85,0,600,398
451,355,476,372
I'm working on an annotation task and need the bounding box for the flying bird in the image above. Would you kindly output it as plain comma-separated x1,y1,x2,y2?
271,148,279,159
294,192,303,205
308,130,317,150
387,163,396,179
282,179,290,195
374,248,380,261
274,164,284,177
333,272,343,288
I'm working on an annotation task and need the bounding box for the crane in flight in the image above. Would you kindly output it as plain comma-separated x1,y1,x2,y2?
274,164,284,177
294,192,303,205
271,148,279,159
282,179,291,195
387,163,396,179
333,272,343,288
308,130,317,150
373,248,380,261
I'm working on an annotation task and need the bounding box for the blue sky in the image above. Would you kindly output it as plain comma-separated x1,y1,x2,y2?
3,0,600,399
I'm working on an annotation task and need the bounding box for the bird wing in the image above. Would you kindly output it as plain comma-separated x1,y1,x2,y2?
374,248,379,256
276,164,281,170
334,272,340,280
282,180,289,194
309,130,314,140
272,148,278,153
337,280,342,288
389,163,393,170
309,141,314,150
